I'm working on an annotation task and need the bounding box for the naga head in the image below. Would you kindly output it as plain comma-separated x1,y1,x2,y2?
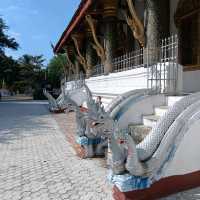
88,103,114,139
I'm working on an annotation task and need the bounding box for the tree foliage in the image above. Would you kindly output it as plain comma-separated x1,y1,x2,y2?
0,56,19,88
16,54,46,94
0,17,19,56
0,17,19,88
0,17,65,99
0,17,47,99
47,54,66,88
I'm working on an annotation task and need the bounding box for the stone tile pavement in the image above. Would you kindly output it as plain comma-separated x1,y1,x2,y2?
0,101,200,200
0,101,112,200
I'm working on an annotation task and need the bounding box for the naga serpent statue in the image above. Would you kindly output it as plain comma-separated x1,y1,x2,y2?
93,91,200,179
65,82,109,158
125,0,145,47
43,87,68,113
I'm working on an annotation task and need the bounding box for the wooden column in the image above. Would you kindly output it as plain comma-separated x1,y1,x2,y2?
65,46,76,80
85,22,97,76
74,60,80,75
102,0,118,74
145,0,170,63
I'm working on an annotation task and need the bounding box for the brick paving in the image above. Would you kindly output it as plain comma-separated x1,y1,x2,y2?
54,111,87,158
0,101,112,200
0,101,200,200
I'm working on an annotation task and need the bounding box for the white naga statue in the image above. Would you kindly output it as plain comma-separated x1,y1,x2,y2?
64,81,109,158
43,86,68,113
92,90,200,184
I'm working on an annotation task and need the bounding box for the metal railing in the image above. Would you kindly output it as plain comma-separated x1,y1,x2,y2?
63,35,179,95
113,48,145,72
91,35,179,94
147,35,179,94
63,72,85,90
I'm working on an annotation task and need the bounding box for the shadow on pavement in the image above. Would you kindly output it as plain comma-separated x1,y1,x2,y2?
0,101,55,144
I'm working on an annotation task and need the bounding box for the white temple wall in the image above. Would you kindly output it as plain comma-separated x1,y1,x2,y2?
67,67,200,98
86,68,148,95
85,67,200,97
182,70,200,93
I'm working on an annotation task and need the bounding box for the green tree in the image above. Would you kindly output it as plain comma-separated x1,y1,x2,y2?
47,54,66,89
0,17,19,56
0,56,19,88
0,17,19,89
0,17,47,99
16,54,45,94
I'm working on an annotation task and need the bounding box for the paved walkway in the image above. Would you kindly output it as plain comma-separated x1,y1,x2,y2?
0,101,112,200
0,101,200,200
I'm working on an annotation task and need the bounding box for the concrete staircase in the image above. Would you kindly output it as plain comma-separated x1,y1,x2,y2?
92,92,186,144
129,96,185,144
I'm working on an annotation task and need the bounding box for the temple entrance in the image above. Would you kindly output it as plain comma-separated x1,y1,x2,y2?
179,12,200,68
175,0,200,70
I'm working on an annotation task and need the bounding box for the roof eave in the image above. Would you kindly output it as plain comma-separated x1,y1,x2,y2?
54,0,93,54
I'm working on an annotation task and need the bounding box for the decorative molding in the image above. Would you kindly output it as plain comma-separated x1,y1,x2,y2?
102,0,118,18
85,15,106,63
86,14,115,74
84,19,94,38
71,34,93,77
71,34,87,72
125,0,145,47
64,48,76,74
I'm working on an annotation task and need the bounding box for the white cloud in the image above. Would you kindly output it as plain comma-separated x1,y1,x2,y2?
8,30,21,40
0,5,19,12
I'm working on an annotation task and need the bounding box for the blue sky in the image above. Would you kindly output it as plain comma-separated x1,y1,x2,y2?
0,0,81,65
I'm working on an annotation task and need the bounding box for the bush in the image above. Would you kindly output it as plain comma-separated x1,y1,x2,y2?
33,88,46,100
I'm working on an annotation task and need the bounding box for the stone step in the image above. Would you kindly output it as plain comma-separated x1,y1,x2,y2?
128,124,152,144
167,96,185,107
143,114,160,128
155,106,169,117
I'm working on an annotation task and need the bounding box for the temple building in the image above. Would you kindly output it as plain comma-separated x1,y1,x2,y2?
51,1,200,199
54,0,200,99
